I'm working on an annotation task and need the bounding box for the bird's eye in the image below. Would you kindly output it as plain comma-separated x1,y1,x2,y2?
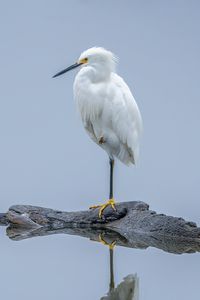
80,57,88,64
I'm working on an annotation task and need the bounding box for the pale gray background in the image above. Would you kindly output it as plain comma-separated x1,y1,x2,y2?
0,1,200,299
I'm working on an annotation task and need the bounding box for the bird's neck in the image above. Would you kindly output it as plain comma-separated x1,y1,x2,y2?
78,65,112,83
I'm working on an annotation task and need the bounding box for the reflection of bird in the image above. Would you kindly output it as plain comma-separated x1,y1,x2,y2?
53,47,142,217
101,244,139,300
101,274,139,300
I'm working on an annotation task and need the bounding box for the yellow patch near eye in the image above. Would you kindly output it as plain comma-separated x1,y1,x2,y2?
79,57,88,64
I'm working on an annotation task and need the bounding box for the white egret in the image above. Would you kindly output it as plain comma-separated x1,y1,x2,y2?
53,47,142,218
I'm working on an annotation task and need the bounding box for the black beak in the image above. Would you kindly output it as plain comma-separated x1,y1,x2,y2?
52,62,82,78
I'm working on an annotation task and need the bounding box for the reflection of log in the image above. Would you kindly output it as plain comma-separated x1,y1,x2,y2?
1,201,200,254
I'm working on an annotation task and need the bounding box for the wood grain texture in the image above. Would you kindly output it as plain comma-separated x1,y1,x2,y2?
1,201,200,254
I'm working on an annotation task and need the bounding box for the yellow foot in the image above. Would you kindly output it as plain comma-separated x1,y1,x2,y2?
89,198,116,218
99,234,116,250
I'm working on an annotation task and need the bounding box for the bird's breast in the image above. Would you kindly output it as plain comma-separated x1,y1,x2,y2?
74,72,110,123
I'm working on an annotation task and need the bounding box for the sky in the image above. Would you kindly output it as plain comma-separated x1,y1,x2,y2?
0,0,200,223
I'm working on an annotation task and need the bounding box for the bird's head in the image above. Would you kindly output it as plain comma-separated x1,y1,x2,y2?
53,47,117,78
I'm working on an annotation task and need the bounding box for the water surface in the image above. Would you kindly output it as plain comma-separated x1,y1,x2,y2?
1,220,199,299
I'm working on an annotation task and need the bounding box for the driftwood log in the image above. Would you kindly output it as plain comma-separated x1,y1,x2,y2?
1,201,200,255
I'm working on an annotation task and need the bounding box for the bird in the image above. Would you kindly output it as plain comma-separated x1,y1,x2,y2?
53,47,142,218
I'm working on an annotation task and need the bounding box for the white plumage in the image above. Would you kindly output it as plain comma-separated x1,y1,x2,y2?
73,47,142,165
53,46,142,217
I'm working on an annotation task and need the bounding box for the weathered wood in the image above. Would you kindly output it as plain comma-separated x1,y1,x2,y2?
0,213,9,226
1,201,200,254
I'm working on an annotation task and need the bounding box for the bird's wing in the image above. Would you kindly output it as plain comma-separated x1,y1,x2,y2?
109,73,143,163
83,120,99,144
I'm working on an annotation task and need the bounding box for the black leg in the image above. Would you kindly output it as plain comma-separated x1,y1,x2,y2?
109,248,115,292
109,158,114,199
